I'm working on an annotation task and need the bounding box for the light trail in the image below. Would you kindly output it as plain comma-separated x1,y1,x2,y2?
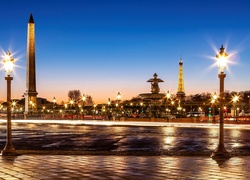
0,119,250,129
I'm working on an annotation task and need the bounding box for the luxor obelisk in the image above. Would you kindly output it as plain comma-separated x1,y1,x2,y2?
24,14,38,116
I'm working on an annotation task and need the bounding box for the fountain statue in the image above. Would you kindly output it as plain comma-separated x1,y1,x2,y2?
139,73,166,118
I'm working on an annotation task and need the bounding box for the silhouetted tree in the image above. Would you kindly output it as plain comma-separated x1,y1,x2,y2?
68,90,81,102
85,95,94,106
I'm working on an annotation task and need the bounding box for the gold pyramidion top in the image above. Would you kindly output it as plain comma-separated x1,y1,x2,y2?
29,13,34,23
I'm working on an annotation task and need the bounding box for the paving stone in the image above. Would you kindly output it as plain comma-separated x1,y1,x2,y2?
0,155,249,179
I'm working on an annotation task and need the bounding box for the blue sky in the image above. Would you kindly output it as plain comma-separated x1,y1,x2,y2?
0,0,250,103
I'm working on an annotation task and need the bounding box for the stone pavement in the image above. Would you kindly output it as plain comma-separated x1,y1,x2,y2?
0,155,249,179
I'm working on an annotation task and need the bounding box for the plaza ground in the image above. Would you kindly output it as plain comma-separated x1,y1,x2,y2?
0,120,250,179
1,120,250,156
1,155,249,179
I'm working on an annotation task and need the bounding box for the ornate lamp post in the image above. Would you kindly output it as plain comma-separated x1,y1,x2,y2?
117,92,121,101
64,103,68,119
29,100,34,115
81,95,86,120
166,90,171,114
1,50,17,156
107,98,111,120
232,95,239,122
171,100,175,115
11,101,17,119
116,92,121,119
107,98,111,106
78,105,81,119
211,92,218,122
166,90,171,99
42,106,46,118
117,92,121,105
53,97,56,119
93,104,96,119
53,97,56,104
211,45,230,159
117,92,121,108
69,99,74,119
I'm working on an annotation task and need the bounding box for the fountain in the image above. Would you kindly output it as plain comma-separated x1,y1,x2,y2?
139,73,166,118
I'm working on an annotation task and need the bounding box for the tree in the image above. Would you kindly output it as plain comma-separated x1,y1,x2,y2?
68,90,81,102
85,95,94,106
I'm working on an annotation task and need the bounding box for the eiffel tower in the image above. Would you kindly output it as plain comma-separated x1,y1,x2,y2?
176,57,185,101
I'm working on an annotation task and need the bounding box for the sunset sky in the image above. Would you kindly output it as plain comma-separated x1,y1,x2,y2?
0,0,250,104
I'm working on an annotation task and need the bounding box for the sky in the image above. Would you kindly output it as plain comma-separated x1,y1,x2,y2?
0,0,250,104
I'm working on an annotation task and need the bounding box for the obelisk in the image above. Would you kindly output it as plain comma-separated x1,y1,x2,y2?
24,14,38,115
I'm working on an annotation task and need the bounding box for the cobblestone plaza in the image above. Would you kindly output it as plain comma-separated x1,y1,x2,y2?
0,155,249,179
0,121,249,179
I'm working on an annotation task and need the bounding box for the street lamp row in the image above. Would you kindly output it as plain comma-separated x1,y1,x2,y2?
0,45,233,160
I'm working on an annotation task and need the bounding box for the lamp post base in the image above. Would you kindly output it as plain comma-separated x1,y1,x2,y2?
1,144,18,156
211,145,231,166
211,144,231,159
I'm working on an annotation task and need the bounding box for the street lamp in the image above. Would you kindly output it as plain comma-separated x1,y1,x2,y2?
211,45,230,159
166,90,171,99
93,104,96,119
177,100,182,110
116,92,121,120
232,95,239,122
117,92,121,101
81,95,86,120
107,98,111,106
11,101,17,118
166,90,171,114
29,100,34,114
107,98,111,120
70,99,74,106
53,97,56,119
69,99,74,119
232,95,239,103
81,94,86,101
53,97,56,104
1,50,17,156
64,103,68,119
211,92,218,122
64,103,68,109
